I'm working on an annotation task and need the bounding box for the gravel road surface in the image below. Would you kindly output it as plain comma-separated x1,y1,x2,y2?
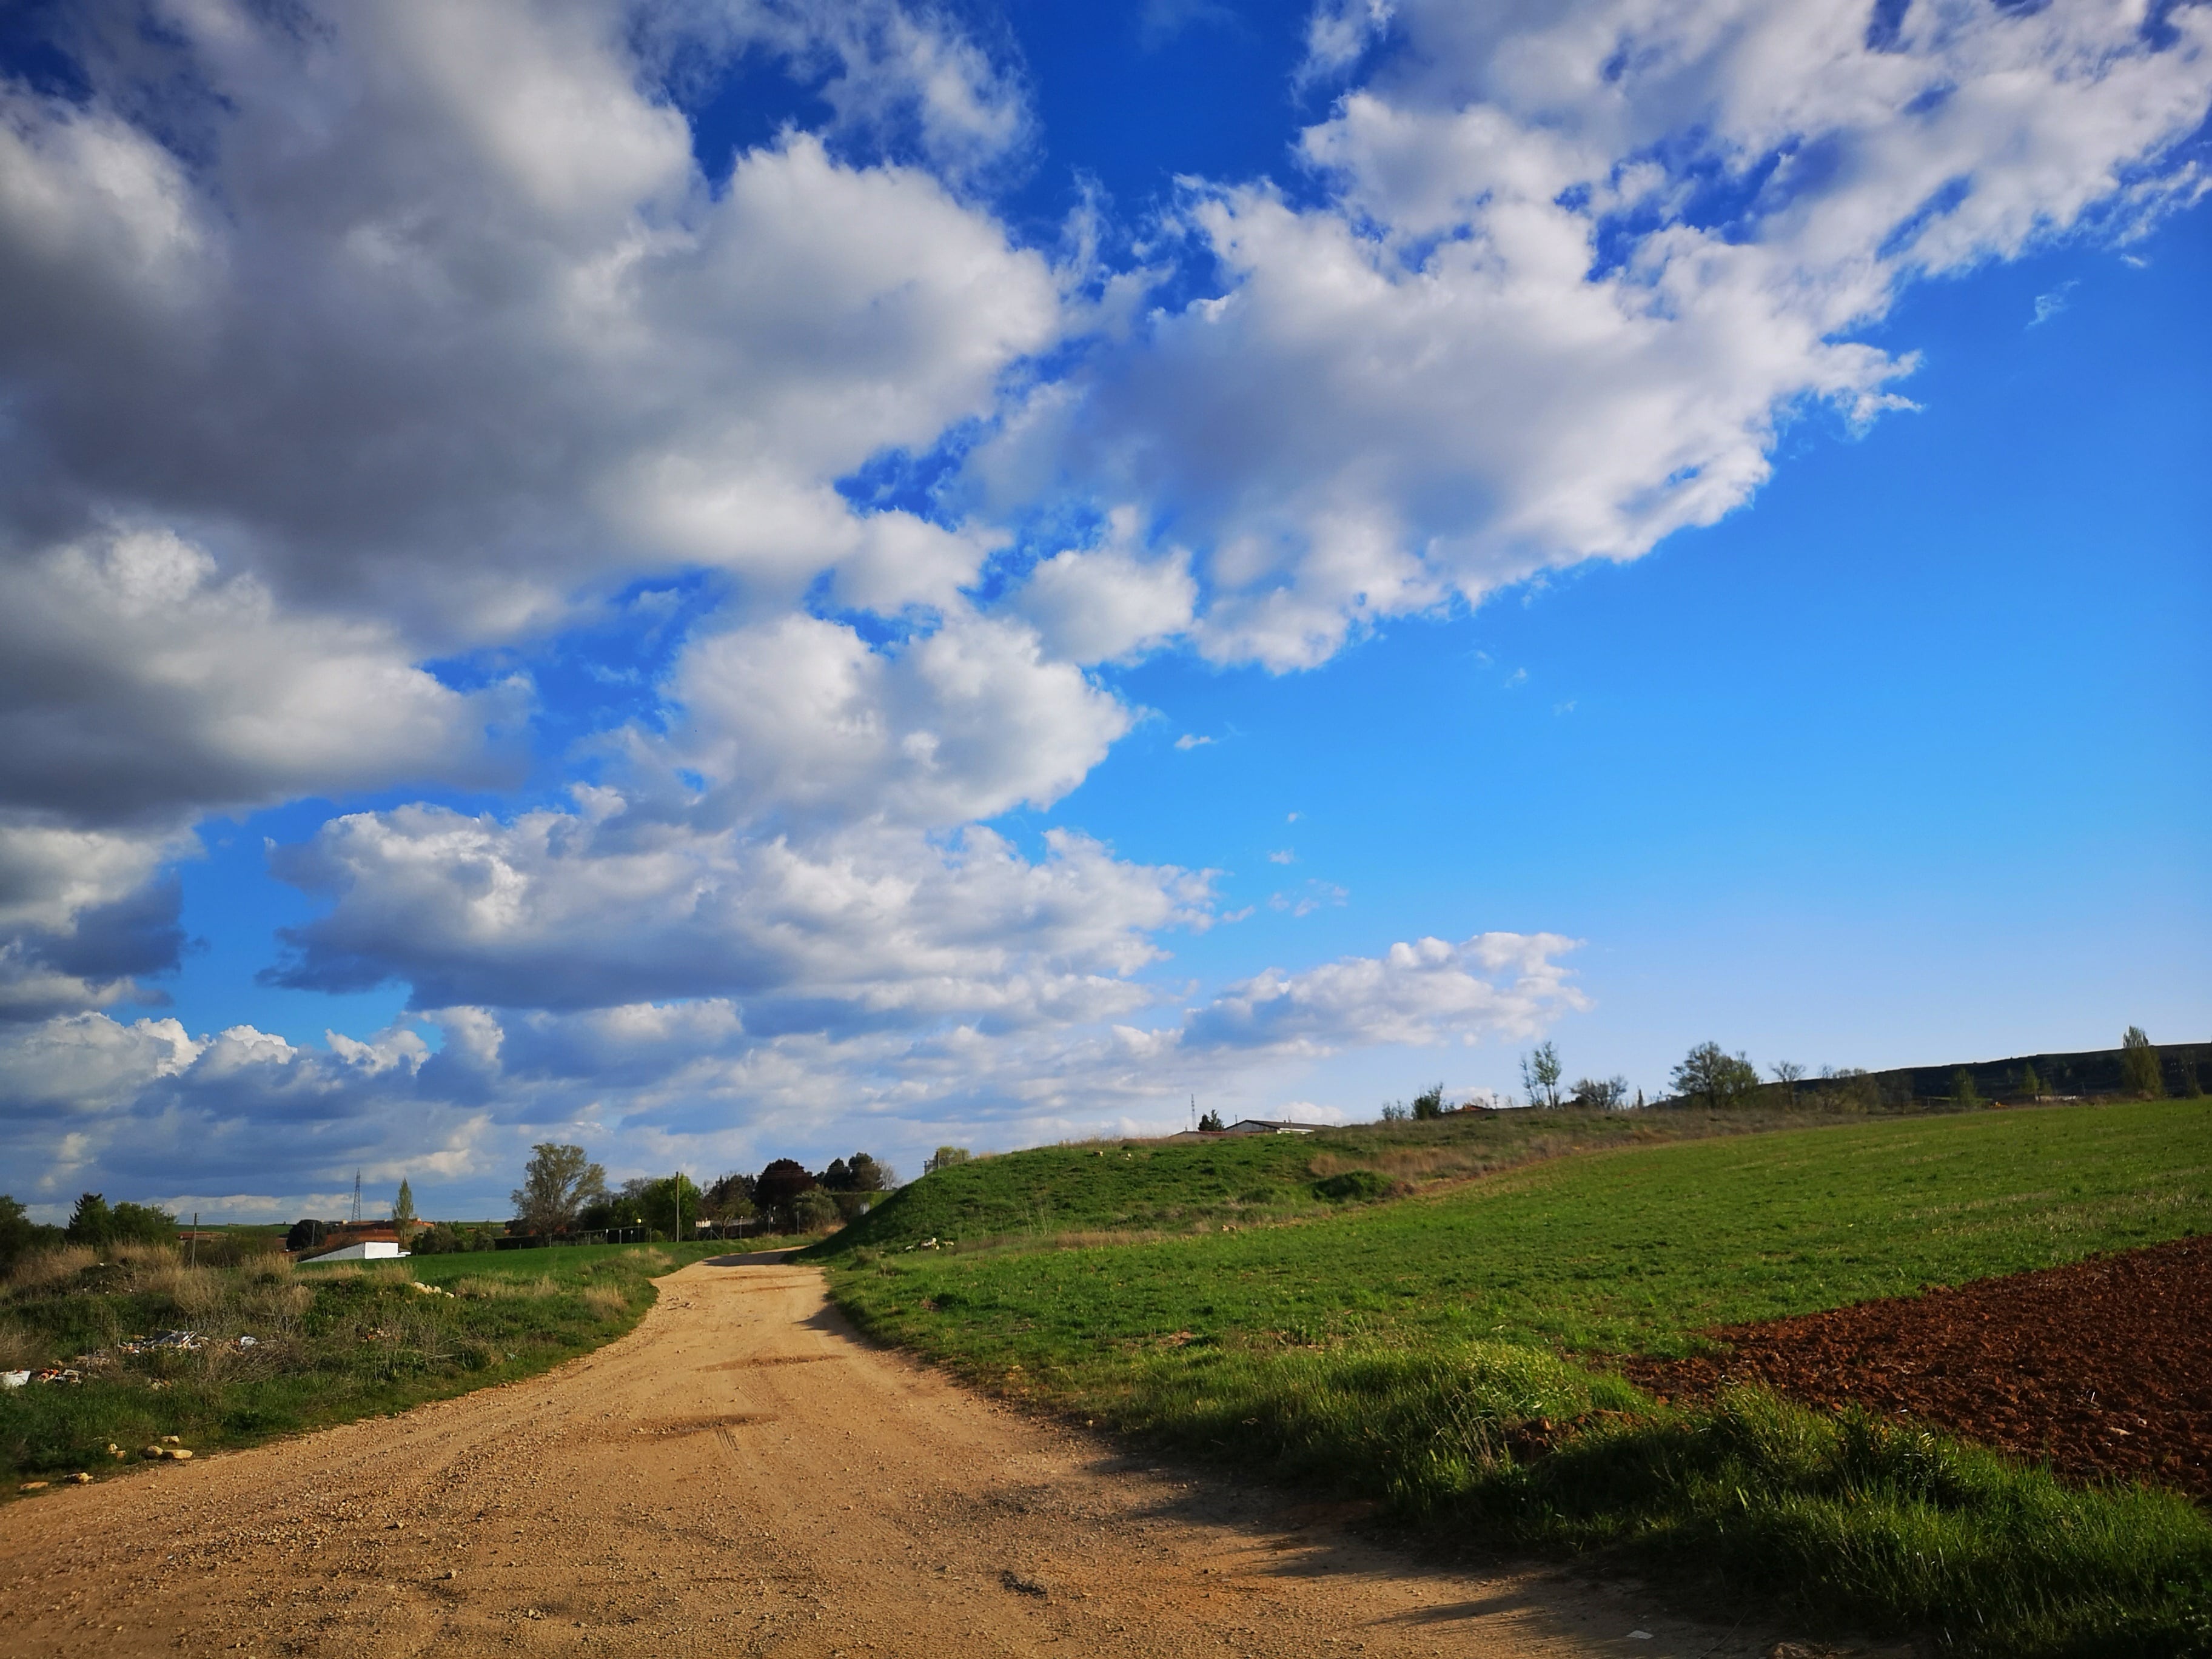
0,1253,1831,1657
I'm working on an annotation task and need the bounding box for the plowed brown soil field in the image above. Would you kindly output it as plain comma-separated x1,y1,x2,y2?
0,1253,1860,1658
1621,1234,2212,1498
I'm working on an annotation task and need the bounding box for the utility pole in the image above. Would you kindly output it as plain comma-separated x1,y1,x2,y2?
188,1212,198,1269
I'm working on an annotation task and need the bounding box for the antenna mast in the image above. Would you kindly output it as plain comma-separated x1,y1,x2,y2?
350,1170,362,1225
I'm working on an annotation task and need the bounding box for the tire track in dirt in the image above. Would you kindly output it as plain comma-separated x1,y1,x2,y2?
0,1254,1850,1657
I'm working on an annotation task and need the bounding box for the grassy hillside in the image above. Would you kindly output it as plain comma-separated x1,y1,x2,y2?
823,1100,2212,1655
1,1239,734,1494
822,1094,1991,1256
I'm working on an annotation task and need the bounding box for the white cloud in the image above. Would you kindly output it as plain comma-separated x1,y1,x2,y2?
266,802,1211,1024
1011,512,1198,665
1267,849,1296,864
2030,281,2079,326
659,606,1132,830
1175,734,1216,750
989,0,2212,667
0,928,1581,1214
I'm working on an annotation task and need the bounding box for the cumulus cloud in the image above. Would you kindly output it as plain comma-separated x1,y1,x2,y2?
266,801,1210,1023
659,607,1132,829
0,928,1580,1214
987,0,2212,666
0,0,1062,1007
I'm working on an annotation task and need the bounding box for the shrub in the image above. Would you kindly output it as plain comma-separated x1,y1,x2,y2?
793,1190,843,1233
1313,1169,1392,1203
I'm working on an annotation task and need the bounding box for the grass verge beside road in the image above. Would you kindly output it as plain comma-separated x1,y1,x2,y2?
821,1100,2212,1655
0,1239,743,1492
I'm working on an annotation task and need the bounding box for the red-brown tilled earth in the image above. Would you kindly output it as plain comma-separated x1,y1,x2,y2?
1620,1235,2212,1499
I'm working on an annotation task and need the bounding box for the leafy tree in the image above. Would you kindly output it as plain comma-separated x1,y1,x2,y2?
286,1218,332,1252
1671,1042,1761,1110
392,1179,417,1231
65,1192,115,1247
822,1153,896,1191
923,1146,973,1175
1521,1042,1563,1108
703,1171,758,1224
109,1201,177,1246
638,1174,702,1240
1378,1101,1409,1123
1769,1061,1806,1102
1570,1076,1629,1110
1,1195,64,1267
1411,1083,1446,1121
757,1159,819,1231
411,1222,463,1255
2120,1027,2162,1098
1952,1068,1983,1110
1197,1110,1225,1131
793,1190,842,1234
2019,1062,2045,1101
2183,1052,2205,1100
511,1144,608,1237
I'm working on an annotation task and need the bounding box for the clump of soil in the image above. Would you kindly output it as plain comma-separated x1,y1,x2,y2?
1620,1235,2212,1500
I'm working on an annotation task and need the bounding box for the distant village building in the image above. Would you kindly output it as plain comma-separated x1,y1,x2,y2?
1164,1118,1317,1140
297,1221,408,1263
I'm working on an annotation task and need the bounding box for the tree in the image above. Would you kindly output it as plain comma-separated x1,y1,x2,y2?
1769,1061,1806,1103
511,1144,607,1238
109,1201,177,1246
703,1171,758,1225
849,1155,897,1190
1197,1110,1225,1132
1411,1083,1446,1121
65,1192,115,1247
1952,1068,1983,1110
923,1146,972,1175
286,1218,332,1252
1521,1042,1563,1109
2120,1026,2162,1098
1,1195,64,1267
757,1159,819,1232
1379,1101,1409,1123
635,1174,701,1240
392,1179,419,1242
2019,1062,2045,1101
1671,1042,1761,1111
793,1190,843,1234
1570,1076,1629,1110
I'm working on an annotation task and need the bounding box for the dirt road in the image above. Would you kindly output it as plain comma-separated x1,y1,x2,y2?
0,1255,1825,1657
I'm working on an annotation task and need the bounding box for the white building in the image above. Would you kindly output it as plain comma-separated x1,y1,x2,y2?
298,1239,409,1263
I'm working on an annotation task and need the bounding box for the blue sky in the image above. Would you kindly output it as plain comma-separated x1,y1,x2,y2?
0,0,2205,1221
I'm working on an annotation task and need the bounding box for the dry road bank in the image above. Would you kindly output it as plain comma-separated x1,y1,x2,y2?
0,1256,1872,1657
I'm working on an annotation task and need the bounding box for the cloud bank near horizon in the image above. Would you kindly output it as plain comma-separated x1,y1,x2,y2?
0,0,2205,1213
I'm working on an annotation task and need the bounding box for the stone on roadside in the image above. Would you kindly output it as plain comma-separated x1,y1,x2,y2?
19,1480,49,1490
165,1447,193,1460
66,1472,92,1484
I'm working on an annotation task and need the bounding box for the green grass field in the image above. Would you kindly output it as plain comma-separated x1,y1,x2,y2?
0,1238,745,1494
828,1095,1986,1255
820,1100,2212,1656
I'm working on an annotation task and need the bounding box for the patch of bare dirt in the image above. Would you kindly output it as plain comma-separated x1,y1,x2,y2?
1621,1235,2212,1498
0,1255,1859,1657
